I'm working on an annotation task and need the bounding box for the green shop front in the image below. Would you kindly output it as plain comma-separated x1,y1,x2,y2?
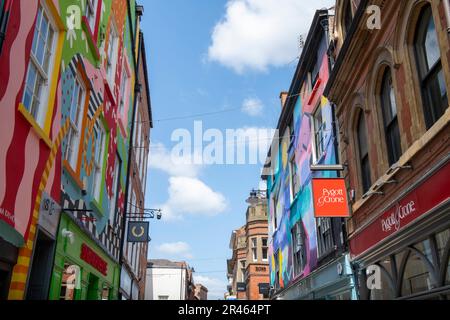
48,213,120,300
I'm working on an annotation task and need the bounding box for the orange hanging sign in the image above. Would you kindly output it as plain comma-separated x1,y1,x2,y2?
312,178,350,217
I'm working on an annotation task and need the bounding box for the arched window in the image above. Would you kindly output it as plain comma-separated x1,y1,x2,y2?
414,5,448,129
356,112,371,194
380,69,402,165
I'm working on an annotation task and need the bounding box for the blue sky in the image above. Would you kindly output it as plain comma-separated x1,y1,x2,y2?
141,0,333,299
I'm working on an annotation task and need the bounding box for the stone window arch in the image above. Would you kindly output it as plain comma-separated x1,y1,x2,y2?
394,0,450,137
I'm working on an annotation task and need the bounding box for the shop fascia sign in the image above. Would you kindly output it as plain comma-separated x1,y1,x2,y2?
312,178,350,217
80,243,108,276
349,161,450,257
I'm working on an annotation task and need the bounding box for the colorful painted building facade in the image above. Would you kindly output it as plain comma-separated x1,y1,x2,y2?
0,0,150,300
263,9,357,300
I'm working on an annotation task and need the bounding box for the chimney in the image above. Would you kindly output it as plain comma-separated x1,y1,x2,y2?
279,92,289,109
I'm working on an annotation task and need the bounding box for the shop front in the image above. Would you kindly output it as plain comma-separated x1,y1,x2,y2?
48,213,120,300
274,254,357,300
0,207,23,300
350,159,450,300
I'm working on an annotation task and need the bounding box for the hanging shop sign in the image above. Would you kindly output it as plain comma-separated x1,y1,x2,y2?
312,178,349,217
349,162,450,257
237,282,247,292
127,221,149,243
38,192,61,238
80,243,108,276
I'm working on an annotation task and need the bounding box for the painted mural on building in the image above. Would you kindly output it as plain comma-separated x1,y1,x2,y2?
0,0,140,299
267,51,338,290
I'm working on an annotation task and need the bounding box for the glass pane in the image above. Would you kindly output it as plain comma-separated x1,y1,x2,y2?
401,247,434,296
43,26,54,73
424,14,440,70
36,14,49,66
31,8,42,55
23,64,38,110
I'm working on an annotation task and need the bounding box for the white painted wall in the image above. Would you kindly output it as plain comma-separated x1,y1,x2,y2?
145,267,187,300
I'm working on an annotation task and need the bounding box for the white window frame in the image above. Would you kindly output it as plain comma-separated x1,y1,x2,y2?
22,3,58,127
92,121,106,201
106,19,119,85
64,74,86,170
119,58,130,115
312,104,325,163
251,238,257,262
262,238,268,262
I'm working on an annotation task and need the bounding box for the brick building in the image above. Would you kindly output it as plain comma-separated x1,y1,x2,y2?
227,190,270,300
325,0,450,299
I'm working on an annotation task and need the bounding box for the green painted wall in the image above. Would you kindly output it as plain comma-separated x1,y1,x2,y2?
48,213,120,300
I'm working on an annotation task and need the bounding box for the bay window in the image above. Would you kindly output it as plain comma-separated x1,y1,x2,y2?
64,74,86,170
22,4,56,127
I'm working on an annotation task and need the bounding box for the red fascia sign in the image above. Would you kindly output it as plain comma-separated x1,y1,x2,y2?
312,178,350,218
80,244,108,276
349,162,450,258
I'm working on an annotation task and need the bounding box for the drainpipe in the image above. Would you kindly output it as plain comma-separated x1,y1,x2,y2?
444,0,450,34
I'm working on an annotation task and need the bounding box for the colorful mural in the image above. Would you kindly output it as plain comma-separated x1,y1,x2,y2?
266,50,338,290
0,0,139,299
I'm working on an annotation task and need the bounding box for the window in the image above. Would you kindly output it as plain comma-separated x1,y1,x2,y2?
274,250,280,289
313,106,325,162
380,69,401,166
343,0,353,36
289,155,299,201
59,263,79,300
309,33,326,89
101,286,110,300
414,5,448,129
292,222,307,276
240,260,246,282
357,112,371,194
262,238,268,261
85,0,98,31
273,191,279,231
317,218,334,257
109,154,121,226
0,0,10,54
92,121,106,201
64,75,86,170
119,61,129,115
22,4,56,127
106,20,119,85
251,238,257,262
158,295,169,300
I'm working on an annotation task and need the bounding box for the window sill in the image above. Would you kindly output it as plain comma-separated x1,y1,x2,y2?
63,160,84,190
18,103,53,148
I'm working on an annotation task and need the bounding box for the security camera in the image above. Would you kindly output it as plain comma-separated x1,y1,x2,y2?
62,229,75,244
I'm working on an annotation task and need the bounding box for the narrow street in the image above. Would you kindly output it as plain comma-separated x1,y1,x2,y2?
0,0,449,309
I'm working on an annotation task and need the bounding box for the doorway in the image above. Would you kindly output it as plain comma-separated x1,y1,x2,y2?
26,230,56,300
87,274,99,300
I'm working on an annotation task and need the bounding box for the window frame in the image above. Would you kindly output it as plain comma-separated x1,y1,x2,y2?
22,3,57,128
312,104,325,163
292,221,307,276
317,217,334,258
109,153,121,226
413,5,448,130
379,68,402,166
356,111,372,195
106,18,119,86
262,238,268,262
251,238,258,262
64,73,87,171
92,120,106,202
85,0,98,32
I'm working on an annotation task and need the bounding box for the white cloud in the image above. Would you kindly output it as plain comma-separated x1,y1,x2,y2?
159,176,227,221
194,275,228,300
148,142,201,178
156,242,193,259
208,0,334,73
241,97,263,116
